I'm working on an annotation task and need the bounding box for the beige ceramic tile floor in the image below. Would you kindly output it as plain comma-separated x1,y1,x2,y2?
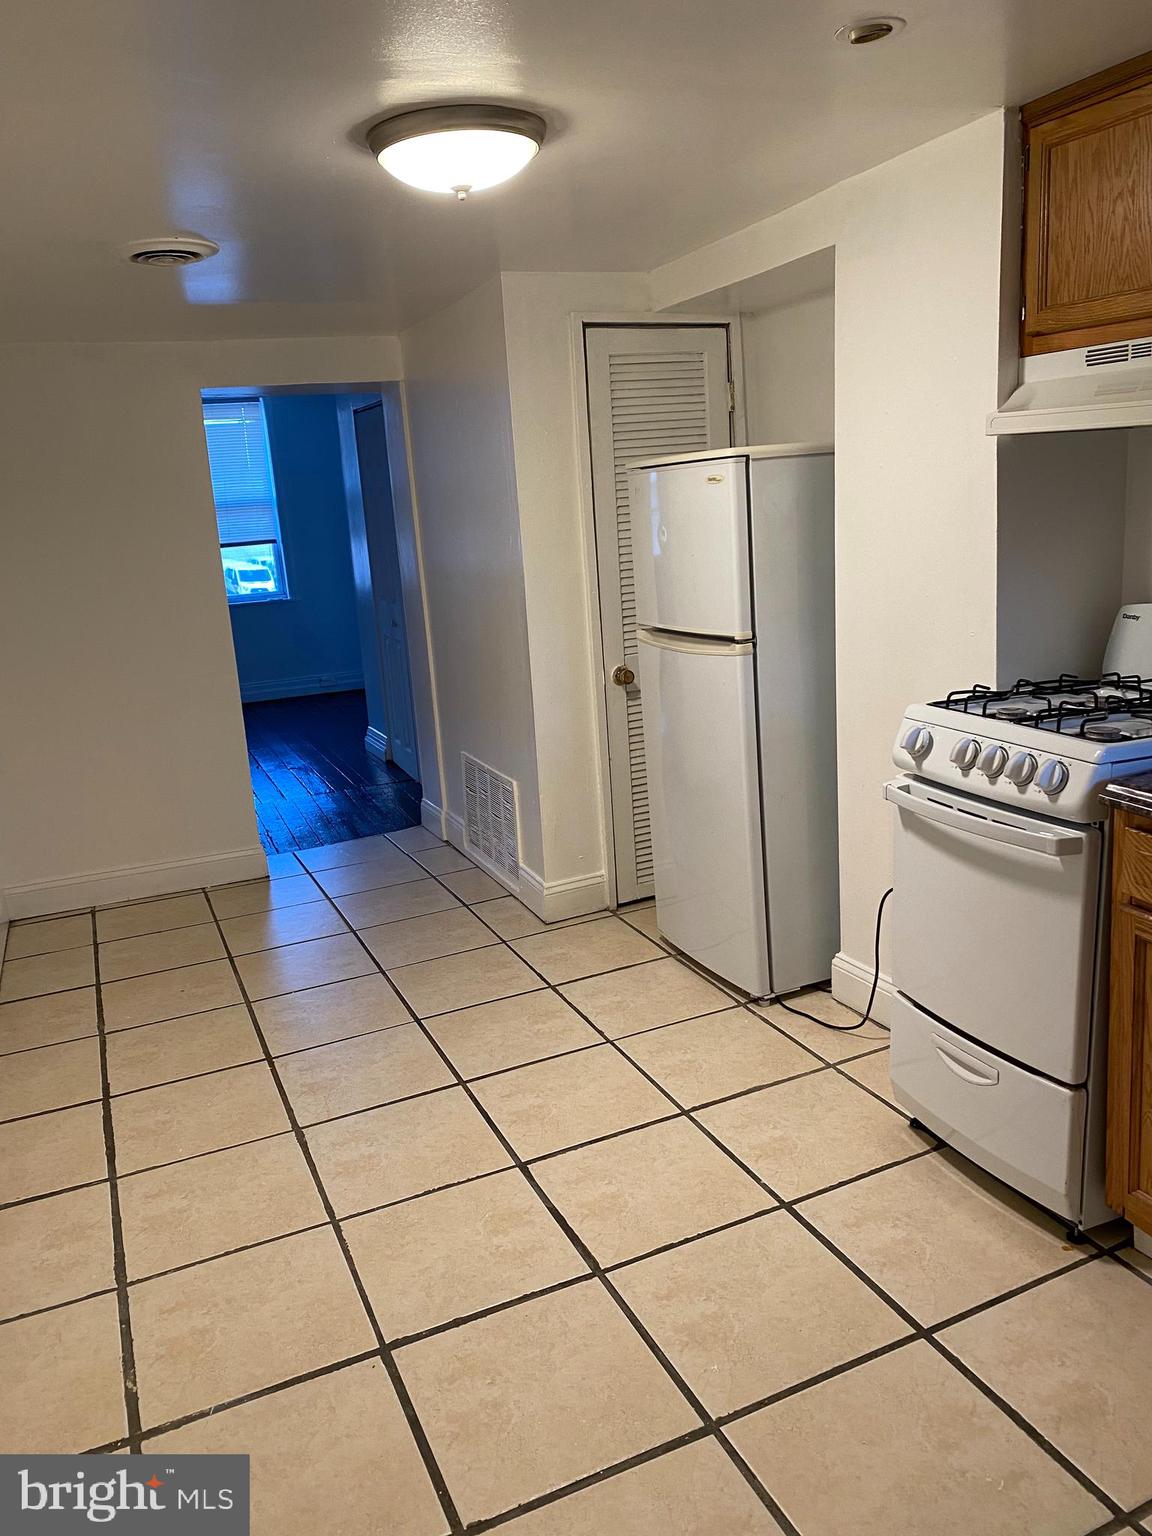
1,834,1150,1536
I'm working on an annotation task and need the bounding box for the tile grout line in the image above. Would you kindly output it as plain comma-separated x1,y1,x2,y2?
90,909,143,1452
199,896,465,1536
0,1146,941,1334
304,871,807,1536
2,852,1140,1527
0,1141,1073,1339
3,880,1135,1280
3,1021,828,1142
308,854,1139,1530
461,1428,719,1535
0,1173,111,1216
441,888,1135,1526
676,1109,1127,1520
89,1347,384,1452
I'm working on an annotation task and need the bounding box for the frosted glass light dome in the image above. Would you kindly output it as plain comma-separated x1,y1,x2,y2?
367,106,546,200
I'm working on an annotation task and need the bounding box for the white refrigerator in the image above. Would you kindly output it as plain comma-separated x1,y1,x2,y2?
628,444,839,998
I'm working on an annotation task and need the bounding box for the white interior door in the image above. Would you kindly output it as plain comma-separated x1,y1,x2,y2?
353,403,419,782
585,324,733,904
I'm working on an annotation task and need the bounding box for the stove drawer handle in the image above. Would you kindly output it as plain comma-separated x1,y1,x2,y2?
933,1037,1000,1086
884,781,1083,857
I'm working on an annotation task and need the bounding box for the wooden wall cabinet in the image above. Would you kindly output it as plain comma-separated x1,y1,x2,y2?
1023,52,1152,356
1107,808,1152,1240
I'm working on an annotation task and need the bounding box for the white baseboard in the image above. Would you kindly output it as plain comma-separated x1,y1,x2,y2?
420,798,447,839
518,865,610,923
364,727,390,762
239,671,363,703
5,846,269,919
425,801,609,923
831,949,894,1027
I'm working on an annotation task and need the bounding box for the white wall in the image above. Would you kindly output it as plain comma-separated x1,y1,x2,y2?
0,334,401,915
399,280,544,875
399,271,657,913
649,112,1017,1009
1124,428,1152,608
740,291,835,446
500,272,652,908
997,432,1128,681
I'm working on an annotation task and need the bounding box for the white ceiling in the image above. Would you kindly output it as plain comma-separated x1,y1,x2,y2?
4,0,1152,342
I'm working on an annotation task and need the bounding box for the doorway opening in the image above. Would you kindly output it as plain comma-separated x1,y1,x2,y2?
199,386,422,854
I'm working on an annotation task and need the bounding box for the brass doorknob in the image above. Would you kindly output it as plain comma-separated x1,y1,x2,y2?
612,664,636,687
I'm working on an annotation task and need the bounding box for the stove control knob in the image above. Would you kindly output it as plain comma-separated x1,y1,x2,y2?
977,744,1008,779
900,725,933,760
1037,759,1070,795
950,737,980,770
1004,751,1038,786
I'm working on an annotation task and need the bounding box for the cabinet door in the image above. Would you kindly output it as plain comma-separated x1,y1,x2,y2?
1106,900,1152,1233
1023,72,1152,354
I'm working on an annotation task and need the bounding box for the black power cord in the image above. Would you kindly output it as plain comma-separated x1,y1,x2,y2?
769,887,893,1033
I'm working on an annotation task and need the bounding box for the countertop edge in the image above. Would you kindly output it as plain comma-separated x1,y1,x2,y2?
1101,774,1152,812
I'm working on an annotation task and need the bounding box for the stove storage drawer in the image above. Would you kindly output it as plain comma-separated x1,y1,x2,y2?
1115,810,1152,912
889,994,1087,1222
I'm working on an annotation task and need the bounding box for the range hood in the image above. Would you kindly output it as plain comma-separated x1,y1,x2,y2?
989,337,1152,434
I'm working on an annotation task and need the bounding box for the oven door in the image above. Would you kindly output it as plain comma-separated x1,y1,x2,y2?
885,776,1101,1084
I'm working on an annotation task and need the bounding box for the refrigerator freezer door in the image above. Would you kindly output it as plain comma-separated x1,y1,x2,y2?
629,459,752,637
638,628,770,995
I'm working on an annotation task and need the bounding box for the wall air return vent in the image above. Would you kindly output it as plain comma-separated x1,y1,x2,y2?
462,753,520,881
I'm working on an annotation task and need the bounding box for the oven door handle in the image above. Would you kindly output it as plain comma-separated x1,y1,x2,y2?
884,781,1083,857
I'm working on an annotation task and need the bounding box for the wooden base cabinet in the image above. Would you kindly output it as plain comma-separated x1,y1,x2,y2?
1106,810,1152,1238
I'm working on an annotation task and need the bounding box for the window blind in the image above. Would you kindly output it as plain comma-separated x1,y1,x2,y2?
202,400,280,544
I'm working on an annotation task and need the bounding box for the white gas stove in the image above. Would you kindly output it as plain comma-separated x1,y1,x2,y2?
893,673,1152,824
884,609,1152,1235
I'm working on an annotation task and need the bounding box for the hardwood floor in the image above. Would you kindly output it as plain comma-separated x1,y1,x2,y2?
242,690,422,854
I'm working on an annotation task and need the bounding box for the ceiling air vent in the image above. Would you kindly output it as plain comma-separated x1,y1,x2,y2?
462,753,520,881
122,236,220,267
1084,340,1152,367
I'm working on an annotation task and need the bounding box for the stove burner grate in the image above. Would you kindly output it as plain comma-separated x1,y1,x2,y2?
930,674,1152,730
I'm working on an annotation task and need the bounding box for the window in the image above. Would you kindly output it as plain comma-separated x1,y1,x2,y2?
202,399,289,602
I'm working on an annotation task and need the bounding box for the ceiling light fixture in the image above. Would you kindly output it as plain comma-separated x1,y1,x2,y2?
834,16,906,44
122,236,220,266
366,105,547,201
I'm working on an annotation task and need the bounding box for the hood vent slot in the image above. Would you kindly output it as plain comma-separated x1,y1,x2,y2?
462,753,520,882
1086,339,1152,367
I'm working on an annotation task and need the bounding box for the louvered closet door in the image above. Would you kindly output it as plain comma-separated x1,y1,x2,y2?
585,325,733,904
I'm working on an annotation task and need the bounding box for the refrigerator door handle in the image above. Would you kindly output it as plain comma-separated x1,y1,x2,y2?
638,627,754,657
